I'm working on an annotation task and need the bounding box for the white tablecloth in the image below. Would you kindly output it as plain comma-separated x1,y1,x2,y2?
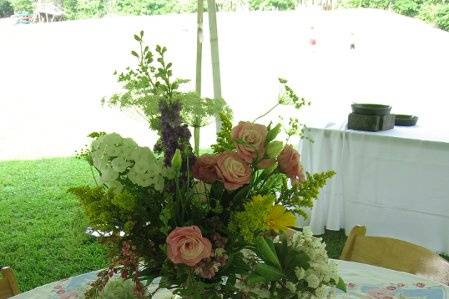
12,260,449,298
300,124,449,254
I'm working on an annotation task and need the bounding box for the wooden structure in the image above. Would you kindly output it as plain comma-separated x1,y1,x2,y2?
33,1,64,23
341,225,449,285
0,267,20,299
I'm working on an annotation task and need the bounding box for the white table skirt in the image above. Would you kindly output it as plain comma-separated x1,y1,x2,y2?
300,125,449,254
12,260,449,298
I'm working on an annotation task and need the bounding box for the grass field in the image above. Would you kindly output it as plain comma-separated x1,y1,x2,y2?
3,157,446,292
0,157,109,291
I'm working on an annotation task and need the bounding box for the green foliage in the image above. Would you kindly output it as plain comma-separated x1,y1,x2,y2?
10,0,32,12
0,0,13,17
211,109,235,153
68,186,136,233
277,170,335,218
98,278,139,299
62,0,79,20
418,2,438,23
343,0,449,31
181,94,226,128
393,0,420,16
106,31,218,134
245,231,344,298
249,0,297,10
435,4,449,30
275,79,311,140
229,194,274,242
115,0,178,15
62,0,107,18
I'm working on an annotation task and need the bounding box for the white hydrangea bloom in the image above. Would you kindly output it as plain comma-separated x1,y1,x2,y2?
104,144,121,157
128,168,153,187
102,133,123,147
119,138,138,159
111,156,130,173
101,166,119,183
130,146,154,163
90,133,166,191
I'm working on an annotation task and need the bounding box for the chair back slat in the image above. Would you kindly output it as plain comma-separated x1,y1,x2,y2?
341,225,449,285
0,267,20,299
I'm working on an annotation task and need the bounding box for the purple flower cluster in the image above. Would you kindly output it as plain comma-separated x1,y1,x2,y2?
156,100,193,167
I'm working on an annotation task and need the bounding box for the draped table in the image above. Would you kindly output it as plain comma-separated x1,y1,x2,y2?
300,123,449,254
11,260,449,298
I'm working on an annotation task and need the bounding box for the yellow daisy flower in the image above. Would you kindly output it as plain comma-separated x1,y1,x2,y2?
266,205,296,232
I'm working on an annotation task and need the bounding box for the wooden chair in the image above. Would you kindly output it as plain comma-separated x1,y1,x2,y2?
0,267,20,299
340,225,449,285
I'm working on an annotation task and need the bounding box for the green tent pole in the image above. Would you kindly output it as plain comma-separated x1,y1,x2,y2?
194,0,204,156
206,0,223,131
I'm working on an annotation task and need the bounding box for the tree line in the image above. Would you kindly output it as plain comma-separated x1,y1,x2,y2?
0,0,447,32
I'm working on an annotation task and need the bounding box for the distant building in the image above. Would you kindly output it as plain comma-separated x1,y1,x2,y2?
33,1,64,22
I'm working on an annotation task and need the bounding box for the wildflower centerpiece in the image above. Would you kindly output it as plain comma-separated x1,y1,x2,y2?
70,31,345,299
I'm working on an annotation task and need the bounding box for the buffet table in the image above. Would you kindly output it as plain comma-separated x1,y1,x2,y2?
12,260,449,298
300,123,449,254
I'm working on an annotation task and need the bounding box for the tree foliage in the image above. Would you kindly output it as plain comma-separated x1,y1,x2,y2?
0,0,14,17
9,0,32,12
55,0,300,20
343,0,449,31
249,0,297,10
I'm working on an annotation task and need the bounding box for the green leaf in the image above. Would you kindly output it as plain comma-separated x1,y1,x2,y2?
254,263,284,281
266,123,282,143
246,273,267,284
290,249,310,269
274,237,288,267
278,78,288,84
336,277,347,292
254,236,282,270
133,34,141,41
131,50,139,58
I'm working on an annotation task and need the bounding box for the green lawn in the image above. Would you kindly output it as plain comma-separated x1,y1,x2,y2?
0,157,108,292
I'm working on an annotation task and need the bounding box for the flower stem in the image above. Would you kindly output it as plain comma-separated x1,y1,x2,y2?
194,126,200,156
253,103,280,122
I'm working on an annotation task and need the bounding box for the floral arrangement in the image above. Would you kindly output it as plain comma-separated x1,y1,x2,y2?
70,31,345,299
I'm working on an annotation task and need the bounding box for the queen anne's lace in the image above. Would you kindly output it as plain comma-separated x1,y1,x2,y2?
290,227,339,298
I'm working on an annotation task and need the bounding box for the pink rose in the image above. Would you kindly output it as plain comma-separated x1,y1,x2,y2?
232,121,268,163
215,151,251,191
277,145,306,182
166,226,212,266
192,154,218,184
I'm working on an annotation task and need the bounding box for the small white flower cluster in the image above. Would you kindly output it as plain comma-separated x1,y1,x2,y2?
90,133,166,192
290,227,340,299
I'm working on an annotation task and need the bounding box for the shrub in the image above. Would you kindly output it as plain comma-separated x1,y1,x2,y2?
392,0,420,16
418,2,438,23
435,3,449,31
10,0,32,12
249,0,297,10
62,0,79,20
0,0,14,17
